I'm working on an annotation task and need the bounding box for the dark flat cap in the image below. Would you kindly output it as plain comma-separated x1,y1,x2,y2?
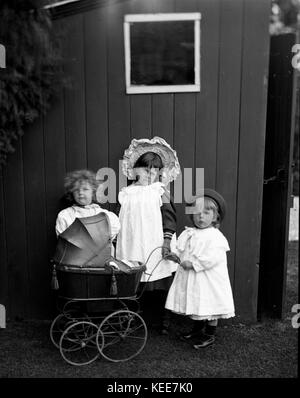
186,188,226,221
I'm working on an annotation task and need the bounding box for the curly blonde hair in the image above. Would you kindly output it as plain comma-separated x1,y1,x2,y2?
64,169,99,204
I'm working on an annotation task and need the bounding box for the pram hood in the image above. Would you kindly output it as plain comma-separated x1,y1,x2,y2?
53,212,112,267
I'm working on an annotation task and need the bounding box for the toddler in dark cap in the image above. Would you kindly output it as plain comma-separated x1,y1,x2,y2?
165,189,235,348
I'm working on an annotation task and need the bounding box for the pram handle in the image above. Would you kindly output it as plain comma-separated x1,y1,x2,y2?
136,246,181,300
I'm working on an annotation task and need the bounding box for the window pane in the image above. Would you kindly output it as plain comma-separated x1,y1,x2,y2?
130,21,195,86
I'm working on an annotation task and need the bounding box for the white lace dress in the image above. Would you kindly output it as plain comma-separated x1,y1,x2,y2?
116,182,177,282
165,227,235,320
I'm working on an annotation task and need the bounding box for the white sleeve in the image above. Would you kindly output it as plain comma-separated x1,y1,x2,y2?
176,229,191,253
55,209,72,236
191,247,227,272
118,188,127,205
106,211,120,239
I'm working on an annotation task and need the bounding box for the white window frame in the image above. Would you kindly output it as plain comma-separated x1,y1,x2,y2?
124,13,201,94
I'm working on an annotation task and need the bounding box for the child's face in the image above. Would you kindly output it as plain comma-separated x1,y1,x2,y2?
192,199,216,229
72,181,93,206
135,167,159,185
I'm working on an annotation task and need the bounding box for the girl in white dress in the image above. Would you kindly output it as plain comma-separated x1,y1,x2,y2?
116,137,181,333
165,189,235,348
55,169,120,241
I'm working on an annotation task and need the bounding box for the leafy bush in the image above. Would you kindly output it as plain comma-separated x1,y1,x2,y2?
0,0,65,167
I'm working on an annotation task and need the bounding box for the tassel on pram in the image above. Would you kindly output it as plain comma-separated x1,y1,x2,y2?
110,269,118,296
51,263,59,290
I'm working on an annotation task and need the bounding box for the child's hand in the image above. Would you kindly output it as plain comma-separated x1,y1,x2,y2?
162,238,171,257
180,260,193,270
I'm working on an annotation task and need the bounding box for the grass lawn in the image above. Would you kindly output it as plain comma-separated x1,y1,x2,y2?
0,242,298,378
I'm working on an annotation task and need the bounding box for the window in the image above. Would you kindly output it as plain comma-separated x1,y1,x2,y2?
124,13,201,94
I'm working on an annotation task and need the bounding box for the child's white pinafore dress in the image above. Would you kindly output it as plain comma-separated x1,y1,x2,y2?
116,182,177,282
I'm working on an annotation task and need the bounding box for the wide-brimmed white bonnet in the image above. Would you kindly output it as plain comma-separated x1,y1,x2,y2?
122,136,181,184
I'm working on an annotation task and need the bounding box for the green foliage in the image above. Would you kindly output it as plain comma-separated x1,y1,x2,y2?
0,0,66,167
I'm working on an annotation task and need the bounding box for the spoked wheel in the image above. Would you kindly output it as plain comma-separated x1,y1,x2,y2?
59,321,103,366
96,310,147,362
50,310,90,349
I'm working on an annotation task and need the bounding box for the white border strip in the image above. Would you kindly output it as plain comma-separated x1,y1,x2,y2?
195,18,200,87
127,85,201,94
0,304,5,329
125,13,201,22
124,12,201,94
124,20,131,94
44,0,81,9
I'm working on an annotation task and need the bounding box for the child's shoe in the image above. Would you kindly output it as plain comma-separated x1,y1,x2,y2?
193,334,215,349
193,324,217,348
159,318,170,335
160,326,169,335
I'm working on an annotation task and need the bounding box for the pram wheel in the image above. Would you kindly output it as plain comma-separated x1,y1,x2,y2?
96,310,147,362
50,312,75,349
59,321,103,366
50,309,90,349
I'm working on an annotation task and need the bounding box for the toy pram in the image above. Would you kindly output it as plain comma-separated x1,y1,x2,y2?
49,212,179,366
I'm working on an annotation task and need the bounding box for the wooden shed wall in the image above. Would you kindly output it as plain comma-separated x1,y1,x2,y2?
0,0,271,322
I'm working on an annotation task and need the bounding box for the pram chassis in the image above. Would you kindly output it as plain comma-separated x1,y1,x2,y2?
50,264,148,366
49,246,176,366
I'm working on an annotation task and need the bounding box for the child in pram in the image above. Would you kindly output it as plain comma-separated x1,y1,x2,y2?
51,170,148,364
53,169,140,313
55,169,120,246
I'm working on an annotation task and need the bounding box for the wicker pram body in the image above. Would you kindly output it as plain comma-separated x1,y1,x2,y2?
52,212,145,299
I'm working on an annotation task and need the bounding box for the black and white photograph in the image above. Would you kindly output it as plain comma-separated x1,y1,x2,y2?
0,0,299,385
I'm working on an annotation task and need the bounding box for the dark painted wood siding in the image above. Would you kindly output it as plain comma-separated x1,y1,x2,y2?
0,0,270,321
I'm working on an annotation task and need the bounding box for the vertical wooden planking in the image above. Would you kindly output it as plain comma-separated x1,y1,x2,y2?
194,0,220,189
106,0,132,207
173,0,199,234
84,8,109,172
3,142,28,319
43,19,67,318
128,0,154,140
173,93,196,233
150,0,175,144
43,90,66,318
130,96,152,139
0,173,8,311
234,0,271,322
216,0,243,285
22,118,49,318
44,19,66,269
64,13,87,172
44,88,66,254
152,95,174,143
